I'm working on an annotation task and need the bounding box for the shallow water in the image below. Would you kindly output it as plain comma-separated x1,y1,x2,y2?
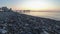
23,11,60,21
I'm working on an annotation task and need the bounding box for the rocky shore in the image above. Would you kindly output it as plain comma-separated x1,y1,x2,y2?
0,11,60,34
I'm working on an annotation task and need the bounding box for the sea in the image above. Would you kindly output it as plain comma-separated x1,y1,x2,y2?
23,11,60,21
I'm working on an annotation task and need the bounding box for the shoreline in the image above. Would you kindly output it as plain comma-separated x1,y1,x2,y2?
20,13,60,21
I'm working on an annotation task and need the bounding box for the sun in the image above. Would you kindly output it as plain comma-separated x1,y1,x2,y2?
20,1,50,10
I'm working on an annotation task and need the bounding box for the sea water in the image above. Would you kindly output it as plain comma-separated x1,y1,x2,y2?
23,11,60,21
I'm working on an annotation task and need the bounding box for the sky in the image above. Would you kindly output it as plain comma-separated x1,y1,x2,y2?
0,0,60,10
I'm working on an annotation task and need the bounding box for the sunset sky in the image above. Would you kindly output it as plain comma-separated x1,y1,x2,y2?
0,0,60,10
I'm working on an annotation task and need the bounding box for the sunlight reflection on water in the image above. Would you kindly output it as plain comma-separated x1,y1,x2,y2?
24,12,60,20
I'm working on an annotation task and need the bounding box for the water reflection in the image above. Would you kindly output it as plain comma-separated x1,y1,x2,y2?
23,12,60,20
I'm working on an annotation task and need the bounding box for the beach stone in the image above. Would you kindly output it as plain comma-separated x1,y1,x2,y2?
0,11,60,34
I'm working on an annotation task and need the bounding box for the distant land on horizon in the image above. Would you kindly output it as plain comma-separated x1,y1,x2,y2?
15,10,60,12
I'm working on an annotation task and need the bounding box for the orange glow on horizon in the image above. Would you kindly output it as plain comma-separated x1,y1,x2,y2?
11,0,60,11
